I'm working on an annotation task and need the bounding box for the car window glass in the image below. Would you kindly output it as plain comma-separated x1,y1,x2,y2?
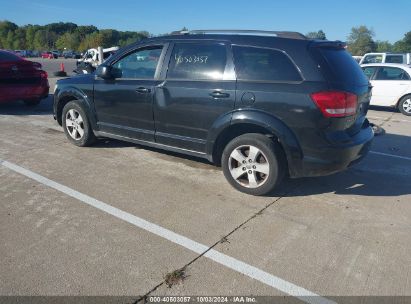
362,66,377,79
375,67,410,80
362,55,383,64
385,55,404,64
167,43,227,80
112,46,162,79
232,46,302,82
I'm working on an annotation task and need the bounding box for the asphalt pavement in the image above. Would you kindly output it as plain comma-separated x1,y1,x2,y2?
0,82,410,303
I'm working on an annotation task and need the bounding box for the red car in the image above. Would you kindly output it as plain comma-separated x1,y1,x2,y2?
41,51,57,59
0,50,49,105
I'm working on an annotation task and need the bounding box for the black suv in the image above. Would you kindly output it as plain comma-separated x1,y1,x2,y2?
53,30,373,195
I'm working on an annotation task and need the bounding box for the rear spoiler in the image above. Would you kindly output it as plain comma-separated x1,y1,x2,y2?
308,40,346,49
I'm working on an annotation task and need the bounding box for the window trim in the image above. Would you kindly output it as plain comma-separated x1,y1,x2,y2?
107,43,169,81
231,44,305,84
164,41,234,82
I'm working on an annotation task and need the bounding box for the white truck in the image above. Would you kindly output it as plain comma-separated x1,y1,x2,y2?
359,52,411,65
75,46,119,74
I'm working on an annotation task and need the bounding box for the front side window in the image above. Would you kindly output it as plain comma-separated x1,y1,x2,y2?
375,67,410,80
362,66,377,79
112,46,163,79
232,46,302,82
167,43,227,80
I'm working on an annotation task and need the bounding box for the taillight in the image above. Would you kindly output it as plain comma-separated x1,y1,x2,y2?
310,91,357,117
40,71,48,79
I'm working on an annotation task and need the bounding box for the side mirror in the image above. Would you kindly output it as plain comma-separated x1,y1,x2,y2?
96,65,114,79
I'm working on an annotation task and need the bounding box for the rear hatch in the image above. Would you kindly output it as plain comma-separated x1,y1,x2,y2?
309,41,371,137
0,52,43,85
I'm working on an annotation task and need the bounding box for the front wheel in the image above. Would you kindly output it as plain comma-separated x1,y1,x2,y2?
221,133,285,196
62,101,96,147
398,96,411,116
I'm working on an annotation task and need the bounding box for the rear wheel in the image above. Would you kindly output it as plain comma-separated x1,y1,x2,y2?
23,99,41,106
62,101,96,147
222,133,285,196
398,95,411,116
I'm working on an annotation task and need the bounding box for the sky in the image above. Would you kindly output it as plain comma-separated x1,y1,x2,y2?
1,0,409,43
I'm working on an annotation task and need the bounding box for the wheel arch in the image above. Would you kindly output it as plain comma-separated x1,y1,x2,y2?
206,110,303,175
55,87,96,127
396,93,411,108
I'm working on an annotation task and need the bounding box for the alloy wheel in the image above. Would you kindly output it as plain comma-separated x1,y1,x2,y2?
65,109,84,140
228,145,270,188
402,98,411,114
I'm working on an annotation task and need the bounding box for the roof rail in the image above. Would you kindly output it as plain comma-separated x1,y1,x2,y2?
171,29,307,40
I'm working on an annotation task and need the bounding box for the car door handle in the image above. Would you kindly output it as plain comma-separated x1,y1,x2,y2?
210,91,230,99
136,87,151,94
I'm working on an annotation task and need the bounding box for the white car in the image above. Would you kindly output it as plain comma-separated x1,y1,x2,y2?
361,63,411,116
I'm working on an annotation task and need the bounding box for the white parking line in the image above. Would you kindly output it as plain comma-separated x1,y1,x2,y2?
0,159,335,304
370,151,411,161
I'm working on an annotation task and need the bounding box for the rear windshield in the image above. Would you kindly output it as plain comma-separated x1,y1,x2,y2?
318,48,369,86
0,51,22,62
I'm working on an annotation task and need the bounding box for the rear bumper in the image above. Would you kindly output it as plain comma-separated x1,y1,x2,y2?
289,124,374,178
0,80,49,103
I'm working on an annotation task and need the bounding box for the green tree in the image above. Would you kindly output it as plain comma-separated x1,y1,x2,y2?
306,30,326,40
347,26,376,55
56,32,80,50
376,40,393,52
33,30,48,50
0,20,151,51
393,31,411,52
0,20,18,48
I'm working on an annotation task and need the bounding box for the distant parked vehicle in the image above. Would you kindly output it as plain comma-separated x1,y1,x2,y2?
41,51,58,59
63,50,81,59
0,50,49,105
74,46,119,74
361,63,411,115
51,50,62,57
360,53,411,65
14,50,29,57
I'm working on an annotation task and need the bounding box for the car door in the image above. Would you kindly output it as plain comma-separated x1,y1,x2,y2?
153,41,236,152
370,66,411,106
93,45,167,141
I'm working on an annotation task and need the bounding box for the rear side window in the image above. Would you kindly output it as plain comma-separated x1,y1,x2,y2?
0,51,21,62
233,46,302,82
167,43,227,80
385,55,404,64
375,67,410,80
319,48,369,85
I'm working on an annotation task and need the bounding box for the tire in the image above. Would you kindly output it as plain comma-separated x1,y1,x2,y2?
221,133,285,196
62,101,96,147
23,99,41,106
398,95,411,116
